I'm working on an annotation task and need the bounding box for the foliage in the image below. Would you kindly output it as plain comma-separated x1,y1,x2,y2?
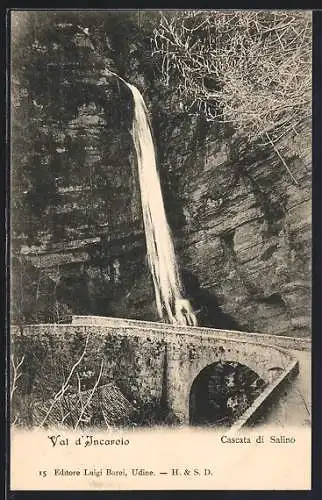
10,257,73,325
152,11,312,149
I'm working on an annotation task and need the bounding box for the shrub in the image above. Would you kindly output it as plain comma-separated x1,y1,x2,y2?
152,10,311,165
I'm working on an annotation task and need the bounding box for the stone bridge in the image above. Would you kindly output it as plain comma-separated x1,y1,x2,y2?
11,316,310,429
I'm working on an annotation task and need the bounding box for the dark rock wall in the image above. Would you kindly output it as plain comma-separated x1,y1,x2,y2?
11,12,311,336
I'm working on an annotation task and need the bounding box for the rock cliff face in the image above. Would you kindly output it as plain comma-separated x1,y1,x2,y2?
176,130,311,335
11,12,311,336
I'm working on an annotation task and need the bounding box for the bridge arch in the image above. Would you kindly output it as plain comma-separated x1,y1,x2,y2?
188,360,265,426
167,338,292,424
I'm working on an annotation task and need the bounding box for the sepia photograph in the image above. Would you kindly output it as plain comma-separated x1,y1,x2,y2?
9,9,312,490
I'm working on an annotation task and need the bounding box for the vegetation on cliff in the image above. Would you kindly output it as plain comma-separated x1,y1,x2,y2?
152,10,311,182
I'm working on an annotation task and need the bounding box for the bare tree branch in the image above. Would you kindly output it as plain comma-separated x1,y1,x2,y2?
10,354,25,401
36,332,90,429
74,360,104,430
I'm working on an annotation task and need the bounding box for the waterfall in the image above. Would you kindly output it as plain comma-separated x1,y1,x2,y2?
110,73,197,326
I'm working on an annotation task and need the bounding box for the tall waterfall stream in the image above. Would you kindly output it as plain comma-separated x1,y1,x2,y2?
109,72,197,326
